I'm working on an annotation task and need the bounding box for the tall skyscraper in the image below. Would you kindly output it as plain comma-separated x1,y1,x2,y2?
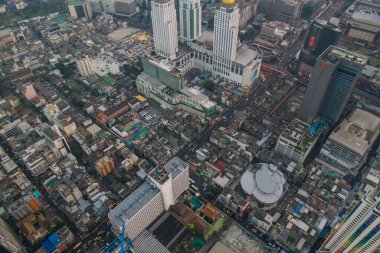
297,46,367,123
0,218,22,253
151,0,178,60
179,0,202,42
299,19,342,74
320,191,380,253
212,0,240,78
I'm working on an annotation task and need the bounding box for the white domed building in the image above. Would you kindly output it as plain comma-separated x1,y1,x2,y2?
240,163,286,208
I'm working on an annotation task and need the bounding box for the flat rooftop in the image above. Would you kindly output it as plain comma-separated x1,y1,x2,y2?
280,118,310,143
181,87,216,108
193,31,261,66
149,212,189,251
352,11,380,27
108,181,160,227
163,157,188,179
234,45,261,66
0,29,12,38
67,0,84,5
320,46,368,65
138,72,167,90
314,19,342,32
133,212,189,253
143,56,183,78
329,109,380,155
42,127,60,141
361,65,380,84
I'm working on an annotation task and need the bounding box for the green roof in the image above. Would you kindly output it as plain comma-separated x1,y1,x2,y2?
49,14,68,26
98,130,110,139
68,0,83,6
102,75,116,85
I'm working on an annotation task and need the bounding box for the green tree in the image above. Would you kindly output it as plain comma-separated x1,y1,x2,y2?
203,81,215,92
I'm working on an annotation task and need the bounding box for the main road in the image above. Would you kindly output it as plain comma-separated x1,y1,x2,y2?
178,81,268,160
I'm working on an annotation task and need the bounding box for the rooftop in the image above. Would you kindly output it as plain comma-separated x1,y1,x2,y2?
138,72,167,90
153,0,172,3
320,46,368,65
280,119,326,152
234,45,261,66
67,0,84,6
42,127,60,141
0,28,12,38
240,163,286,204
108,181,160,227
314,18,342,32
362,65,378,79
281,118,310,143
181,87,216,109
193,31,261,66
352,11,380,27
329,109,380,155
163,157,188,179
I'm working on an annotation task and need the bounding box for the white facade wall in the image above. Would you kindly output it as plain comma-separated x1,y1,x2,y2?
115,192,165,239
275,137,305,163
212,3,239,77
172,167,190,199
76,56,93,77
151,0,178,60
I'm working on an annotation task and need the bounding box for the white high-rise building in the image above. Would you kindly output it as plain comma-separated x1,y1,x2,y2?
108,157,189,239
151,0,178,60
320,191,380,253
212,0,239,78
76,56,93,77
0,218,22,252
179,0,202,42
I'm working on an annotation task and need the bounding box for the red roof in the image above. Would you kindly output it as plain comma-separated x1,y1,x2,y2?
213,160,229,172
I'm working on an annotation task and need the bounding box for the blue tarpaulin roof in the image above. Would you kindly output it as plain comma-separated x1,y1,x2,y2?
43,233,61,253
48,233,60,246
295,203,303,214
43,240,56,253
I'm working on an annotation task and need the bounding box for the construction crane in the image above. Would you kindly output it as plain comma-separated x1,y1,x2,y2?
101,225,132,253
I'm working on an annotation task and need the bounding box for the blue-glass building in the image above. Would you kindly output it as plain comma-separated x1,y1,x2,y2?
298,46,367,123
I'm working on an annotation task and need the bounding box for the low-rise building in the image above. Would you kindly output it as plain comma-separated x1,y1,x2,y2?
20,138,62,176
218,190,250,216
18,214,48,244
0,28,17,47
347,10,380,45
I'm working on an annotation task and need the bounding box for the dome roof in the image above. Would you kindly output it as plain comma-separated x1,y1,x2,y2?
240,163,286,205
221,0,236,5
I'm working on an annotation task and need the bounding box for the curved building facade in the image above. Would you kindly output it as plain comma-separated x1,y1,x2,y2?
241,163,286,206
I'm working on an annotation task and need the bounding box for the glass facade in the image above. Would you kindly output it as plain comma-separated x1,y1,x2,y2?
142,58,184,90
304,20,342,57
319,66,357,122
